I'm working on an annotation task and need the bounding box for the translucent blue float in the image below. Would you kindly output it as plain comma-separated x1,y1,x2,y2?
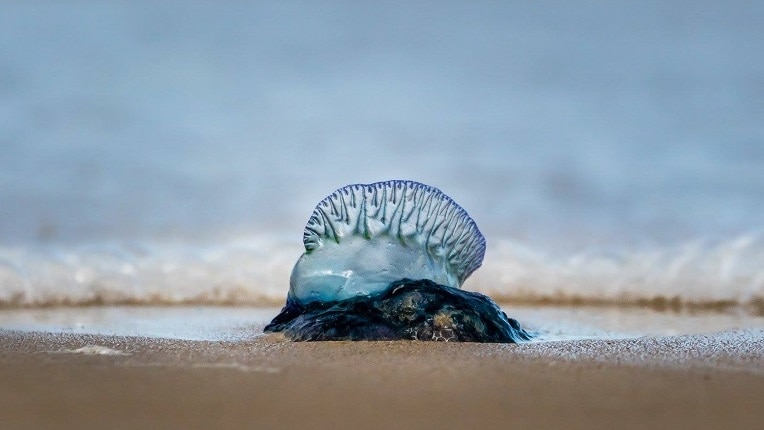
291,180,486,304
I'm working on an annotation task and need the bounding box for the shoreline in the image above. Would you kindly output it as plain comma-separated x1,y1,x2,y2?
2,304,762,342
1,297,762,317
3,328,763,430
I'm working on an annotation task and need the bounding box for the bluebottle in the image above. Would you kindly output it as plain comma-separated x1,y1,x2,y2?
265,180,530,343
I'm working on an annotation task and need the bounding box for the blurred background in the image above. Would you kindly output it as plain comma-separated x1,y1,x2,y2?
1,1,762,254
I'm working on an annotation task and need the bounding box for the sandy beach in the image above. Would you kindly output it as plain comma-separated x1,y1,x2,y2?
2,319,762,430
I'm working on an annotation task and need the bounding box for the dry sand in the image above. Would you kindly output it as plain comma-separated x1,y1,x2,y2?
1,326,762,430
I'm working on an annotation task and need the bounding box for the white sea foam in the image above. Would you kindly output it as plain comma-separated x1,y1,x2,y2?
1,234,761,313
56,345,129,356
473,234,764,311
46,345,130,355
0,236,298,307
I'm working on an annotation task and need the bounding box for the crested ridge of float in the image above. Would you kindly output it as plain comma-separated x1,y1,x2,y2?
301,180,486,286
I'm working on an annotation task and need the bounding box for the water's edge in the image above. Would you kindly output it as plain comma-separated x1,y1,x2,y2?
1,305,762,342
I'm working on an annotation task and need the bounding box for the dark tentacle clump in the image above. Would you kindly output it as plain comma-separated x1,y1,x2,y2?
265,279,532,343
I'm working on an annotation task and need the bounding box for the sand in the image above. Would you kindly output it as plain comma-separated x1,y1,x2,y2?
1,322,763,430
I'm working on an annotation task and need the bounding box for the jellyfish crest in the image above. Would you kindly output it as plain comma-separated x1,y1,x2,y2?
291,180,486,304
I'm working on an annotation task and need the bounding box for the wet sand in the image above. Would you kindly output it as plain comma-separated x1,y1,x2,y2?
2,327,763,430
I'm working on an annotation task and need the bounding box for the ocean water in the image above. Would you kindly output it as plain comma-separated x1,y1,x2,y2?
1,1,763,312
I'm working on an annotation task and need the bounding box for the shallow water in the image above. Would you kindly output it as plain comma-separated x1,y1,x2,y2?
0,307,274,341
1,305,761,342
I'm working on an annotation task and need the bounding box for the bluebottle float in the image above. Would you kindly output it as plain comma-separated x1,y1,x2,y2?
265,180,530,343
